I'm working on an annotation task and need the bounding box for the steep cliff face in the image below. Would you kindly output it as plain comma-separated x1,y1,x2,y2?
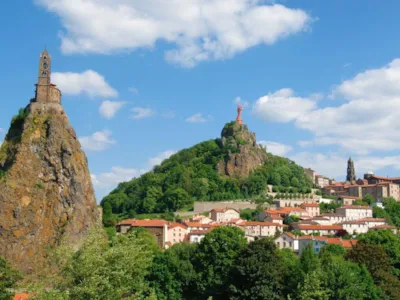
217,121,268,178
0,105,99,273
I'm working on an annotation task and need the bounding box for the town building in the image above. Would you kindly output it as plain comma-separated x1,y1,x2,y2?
189,229,212,243
292,224,343,236
275,232,299,252
297,236,357,255
339,196,362,205
275,198,317,208
259,207,309,221
340,220,368,235
319,213,348,225
300,203,320,217
210,208,240,222
239,221,287,238
167,223,188,246
116,219,169,248
264,214,284,225
315,174,331,188
335,205,373,220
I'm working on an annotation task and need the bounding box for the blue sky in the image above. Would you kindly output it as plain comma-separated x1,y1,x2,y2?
2,1,400,200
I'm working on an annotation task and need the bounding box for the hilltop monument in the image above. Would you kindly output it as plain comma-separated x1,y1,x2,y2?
236,105,243,125
346,157,356,183
0,50,99,273
217,106,268,177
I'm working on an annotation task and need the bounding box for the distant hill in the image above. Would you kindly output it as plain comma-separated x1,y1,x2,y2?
101,121,312,216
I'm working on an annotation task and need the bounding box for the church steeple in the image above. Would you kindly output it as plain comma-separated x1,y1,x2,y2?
32,49,61,106
38,49,51,85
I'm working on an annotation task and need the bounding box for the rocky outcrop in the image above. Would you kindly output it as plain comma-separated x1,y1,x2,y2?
217,121,268,178
0,104,99,273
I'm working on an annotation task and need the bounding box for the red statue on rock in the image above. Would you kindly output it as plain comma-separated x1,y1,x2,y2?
236,105,243,125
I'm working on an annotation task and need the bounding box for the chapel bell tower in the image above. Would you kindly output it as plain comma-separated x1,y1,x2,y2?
33,49,61,105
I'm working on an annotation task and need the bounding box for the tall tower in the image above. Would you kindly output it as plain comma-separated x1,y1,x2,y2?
346,157,356,183
35,49,51,103
32,49,61,107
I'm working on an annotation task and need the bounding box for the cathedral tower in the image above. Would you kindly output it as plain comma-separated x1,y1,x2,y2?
346,157,356,183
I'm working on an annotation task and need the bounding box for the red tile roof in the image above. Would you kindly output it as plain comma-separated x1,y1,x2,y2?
211,208,239,213
297,224,343,230
169,223,187,229
241,221,287,227
371,225,396,229
185,222,213,228
338,205,372,210
189,229,212,235
341,239,358,248
284,232,296,239
14,294,29,300
358,218,386,222
300,203,319,208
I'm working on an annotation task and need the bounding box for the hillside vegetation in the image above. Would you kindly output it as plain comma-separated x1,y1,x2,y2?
101,123,312,216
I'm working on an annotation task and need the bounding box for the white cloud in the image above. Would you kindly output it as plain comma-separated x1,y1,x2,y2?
295,58,400,154
99,100,126,119
291,151,400,181
91,167,145,195
36,0,312,67
52,70,118,98
186,113,213,123
253,88,317,123
148,150,177,168
332,59,400,101
259,141,293,156
79,130,116,151
130,107,155,119
91,149,176,199
290,152,347,179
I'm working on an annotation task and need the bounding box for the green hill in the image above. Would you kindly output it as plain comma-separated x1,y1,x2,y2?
101,122,312,216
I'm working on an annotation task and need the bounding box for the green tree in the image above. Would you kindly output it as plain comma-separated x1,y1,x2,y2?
149,243,197,300
362,194,375,205
0,257,22,300
319,244,346,259
291,177,300,188
347,242,400,299
278,248,302,299
281,174,291,187
358,230,400,275
102,202,116,227
162,188,191,212
300,244,320,276
297,270,330,300
227,238,284,300
36,230,155,299
320,256,381,300
270,172,281,186
193,226,247,299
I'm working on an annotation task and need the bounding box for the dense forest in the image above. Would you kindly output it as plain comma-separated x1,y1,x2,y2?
101,135,313,216
5,227,400,299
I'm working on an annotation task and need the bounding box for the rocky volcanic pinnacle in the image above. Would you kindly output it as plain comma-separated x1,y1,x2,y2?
217,121,268,178
0,105,99,273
